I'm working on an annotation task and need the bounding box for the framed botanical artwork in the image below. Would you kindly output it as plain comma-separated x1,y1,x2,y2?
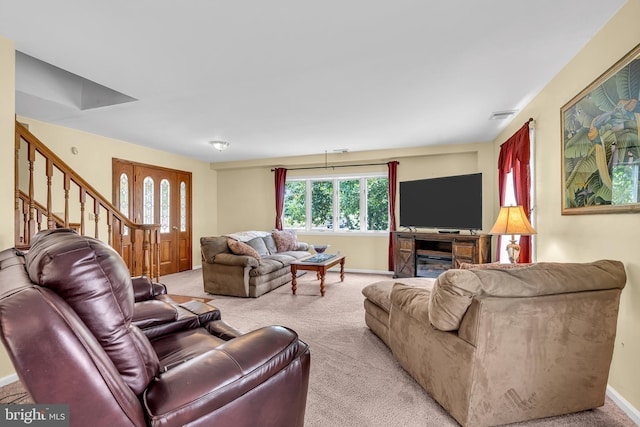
561,43,640,215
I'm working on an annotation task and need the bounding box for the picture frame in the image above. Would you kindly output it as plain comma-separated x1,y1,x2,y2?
561,43,640,215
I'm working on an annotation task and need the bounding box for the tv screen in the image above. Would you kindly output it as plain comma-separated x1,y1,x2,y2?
399,173,482,231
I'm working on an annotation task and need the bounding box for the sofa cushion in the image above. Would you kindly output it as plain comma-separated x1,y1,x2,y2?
200,236,229,262
279,250,311,261
272,229,298,252
262,234,279,255
227,238,261,260
266,253,297,265
250,258,285,277
363,278,435,313
429,259,627,332
428,269,483,331
246,237,270,257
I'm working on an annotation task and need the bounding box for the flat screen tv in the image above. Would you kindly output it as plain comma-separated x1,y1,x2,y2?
399,173,482,231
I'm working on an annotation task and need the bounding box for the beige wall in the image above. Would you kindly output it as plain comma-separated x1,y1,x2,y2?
492,0,640,410
213,142,495,271
16,116,219,267
0,36,16,378
1,1,639,413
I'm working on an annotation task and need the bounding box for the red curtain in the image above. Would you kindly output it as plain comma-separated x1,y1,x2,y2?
274,168,287,230
387,161,399,271
497,119,533,263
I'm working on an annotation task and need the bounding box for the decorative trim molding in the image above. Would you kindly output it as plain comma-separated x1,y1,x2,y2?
607,385,640,425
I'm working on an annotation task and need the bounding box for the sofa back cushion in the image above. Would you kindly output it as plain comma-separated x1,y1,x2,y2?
25,229,160,394
246,237,270,257
262,234,279,255
200,236,230,262
227,238,262,260
429,260,626,331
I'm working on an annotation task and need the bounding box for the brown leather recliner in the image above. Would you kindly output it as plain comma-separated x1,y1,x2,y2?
0,229,310,427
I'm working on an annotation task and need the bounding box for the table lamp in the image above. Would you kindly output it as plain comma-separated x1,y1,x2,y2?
489,205,536,263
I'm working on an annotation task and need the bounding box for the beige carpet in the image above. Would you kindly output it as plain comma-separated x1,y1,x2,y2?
159,269,635,427
1,269,635,426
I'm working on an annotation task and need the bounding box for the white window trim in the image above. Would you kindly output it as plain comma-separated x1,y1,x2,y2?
285,172,388,234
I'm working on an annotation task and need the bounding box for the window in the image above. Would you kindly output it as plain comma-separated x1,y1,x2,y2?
498,125,535,262
160,179,170,233
180,181,187,232
283,174,389,232
119,173,129,235
143,177,154,224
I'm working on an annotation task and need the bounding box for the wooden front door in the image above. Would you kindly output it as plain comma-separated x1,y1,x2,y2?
113,159,192,276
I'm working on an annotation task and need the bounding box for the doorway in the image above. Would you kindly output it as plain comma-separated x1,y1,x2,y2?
112,159,192,276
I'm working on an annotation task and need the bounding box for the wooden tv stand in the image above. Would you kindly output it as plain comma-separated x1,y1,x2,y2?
392,231,491,278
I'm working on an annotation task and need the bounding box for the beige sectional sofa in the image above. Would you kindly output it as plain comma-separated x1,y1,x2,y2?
362,260,626,427
200,230,311,297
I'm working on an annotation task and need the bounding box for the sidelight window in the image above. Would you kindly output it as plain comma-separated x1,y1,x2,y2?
143,177,154,224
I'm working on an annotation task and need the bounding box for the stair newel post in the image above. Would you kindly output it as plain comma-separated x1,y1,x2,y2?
46,158,54,230
63,174,70,228
130,224,137,276
14,130,20,245
142,226,151,278
106,211,113,247
93,197,100,239
155,227,160,281
21,200,28,245
79,188,86,236
27,143,36,244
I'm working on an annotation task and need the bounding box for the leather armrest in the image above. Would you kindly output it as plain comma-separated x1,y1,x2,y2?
212,253,259,268
144,326,303,425
132,300,178,329
132,276,167,302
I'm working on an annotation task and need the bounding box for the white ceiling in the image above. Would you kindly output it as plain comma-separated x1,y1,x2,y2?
0,1,627,163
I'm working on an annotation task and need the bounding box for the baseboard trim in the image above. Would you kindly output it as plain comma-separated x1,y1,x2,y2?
0,373,18,388
607,385,640,425
338,268,394,275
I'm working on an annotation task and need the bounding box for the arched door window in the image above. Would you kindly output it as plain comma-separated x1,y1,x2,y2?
143,177,154,224
180,181,187,232
160,179,170,233
120,173,129,235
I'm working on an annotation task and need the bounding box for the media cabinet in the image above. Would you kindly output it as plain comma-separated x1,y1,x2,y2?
392,231,492,278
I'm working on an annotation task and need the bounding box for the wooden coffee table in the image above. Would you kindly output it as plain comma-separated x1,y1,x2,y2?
290,255,345,296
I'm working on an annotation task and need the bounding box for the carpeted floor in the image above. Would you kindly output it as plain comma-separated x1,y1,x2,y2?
159,269,635,427
1,269,635,426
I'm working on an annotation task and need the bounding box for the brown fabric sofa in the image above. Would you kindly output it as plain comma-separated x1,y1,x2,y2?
362,260,626,427
200,231,311,297
0,229,310,427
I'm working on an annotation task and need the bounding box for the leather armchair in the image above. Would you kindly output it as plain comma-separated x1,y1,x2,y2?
0,229,310,427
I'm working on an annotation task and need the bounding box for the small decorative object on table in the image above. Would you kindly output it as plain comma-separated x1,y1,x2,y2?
312,244,330,253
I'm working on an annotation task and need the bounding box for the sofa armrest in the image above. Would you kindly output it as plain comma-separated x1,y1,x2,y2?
132,276,167,302
295,241,310,251
144,326,306,425
212,253,259,268
389,283,431,325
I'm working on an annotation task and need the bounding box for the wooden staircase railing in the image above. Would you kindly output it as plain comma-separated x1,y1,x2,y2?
14,121,160,281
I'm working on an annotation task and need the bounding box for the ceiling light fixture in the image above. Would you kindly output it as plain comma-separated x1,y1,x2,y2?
210,140,230,152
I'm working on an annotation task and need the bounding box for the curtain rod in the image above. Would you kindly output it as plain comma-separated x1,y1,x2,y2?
270,161,397,172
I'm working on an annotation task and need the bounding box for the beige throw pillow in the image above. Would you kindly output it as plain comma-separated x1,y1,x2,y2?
227,238,261,260
272,229,298,252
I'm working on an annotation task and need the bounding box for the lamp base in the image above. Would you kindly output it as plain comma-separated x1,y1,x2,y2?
506,239,521,264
